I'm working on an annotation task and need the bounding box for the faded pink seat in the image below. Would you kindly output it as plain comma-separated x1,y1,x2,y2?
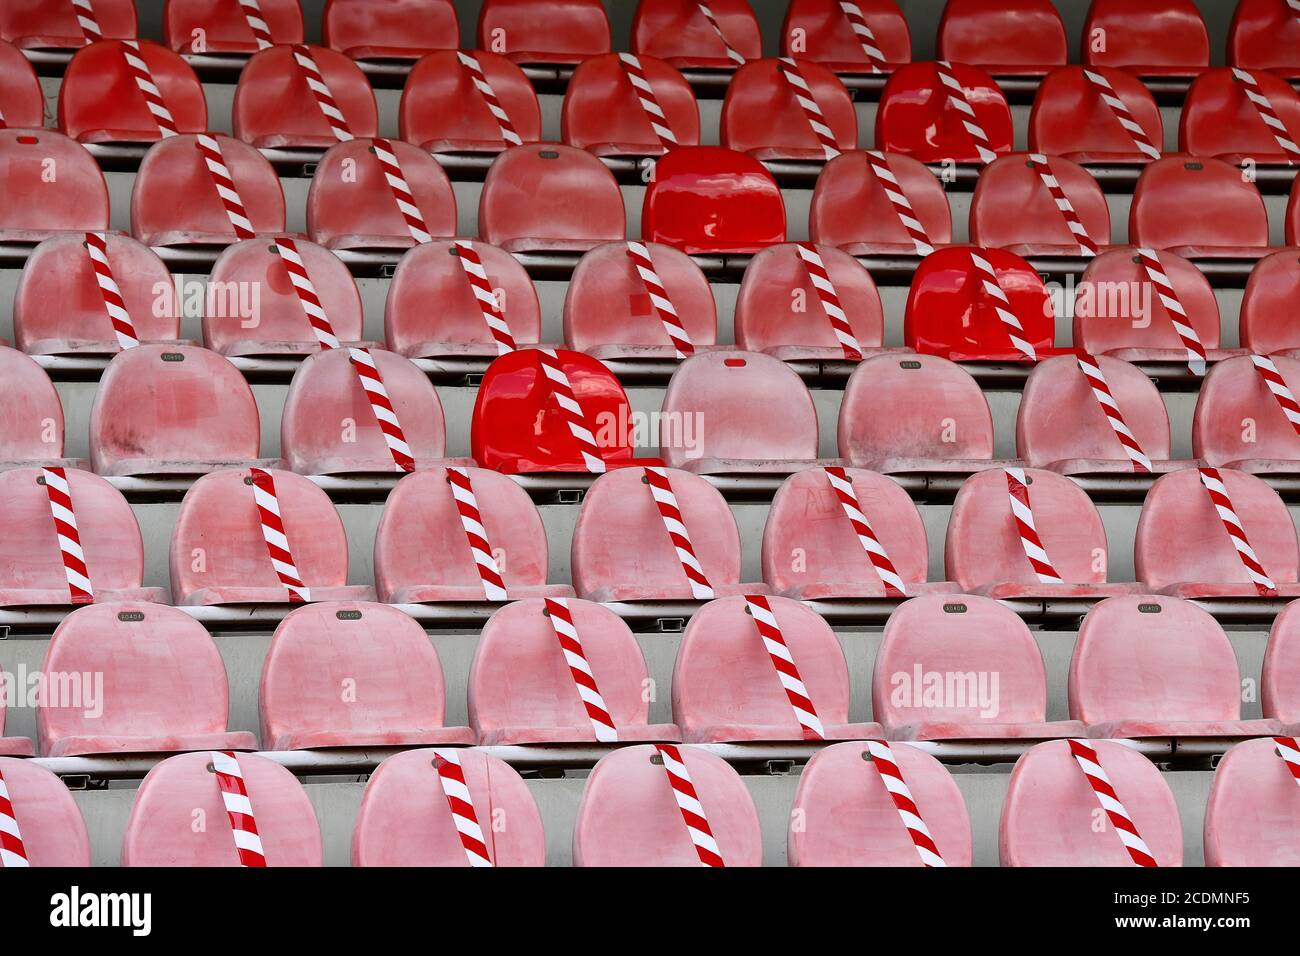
562,53,701,158
398,50,542,154
873,594,1086,741
721,58,857,162
122,751,322,866
970,153,1112,256
353,749,545,866
810,150,951,256
573,744,762,866
1241,251,1300,358
468,598,680,745
788,741,972,867
1262,600,1300,732
0,758,89,862
1204,737,1300,866
1028,65,1164,165
1129,156,1269,260
633,0,761,70
0,39,43,130
0,669,33,755
0,347,82,470
478,0,611,67
59,39,207,143
164,0,304,53
1194,355,1300,472
674,595,881,743
233,44,378,149
0,129,109,245
374,466,572,604
1000,739,1183,866
259,601,475,750
1070,595,1282,739
323,0,459,60
37,602,257,758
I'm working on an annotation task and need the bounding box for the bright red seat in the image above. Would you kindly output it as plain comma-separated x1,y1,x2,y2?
641,146,786,254
0,38,43,129
1204,737,1300,866
788,740,972,866
809,150,952,256
163,0,303,53
1264,600,1300,731
562,53,700,158
1129,156,1269,259
59,39,206,143
260,601,475,750
0,758,89,861
1194,354,1300,472
937,0,1066,77
969,153,1111,256
1000,739,1183,866
1228,0,1300,78
780,0,911,74
1181,68,1300,165
353,749,545,866
38,602,257,757
122,751,322,866
469,597,680,744
1029,65,1163,164
0,347,78,469
631,0,761,70
15,233,179,356
573,744,762,866
1242,251,1300,358
477,0,610,66
0,130,109,245
876,61,1013,164
720,58,857,162
1082,0,1208,78
0,678,33,755
233,44,378,149
399,49,542,154
323,0,458,60
1,0,135,49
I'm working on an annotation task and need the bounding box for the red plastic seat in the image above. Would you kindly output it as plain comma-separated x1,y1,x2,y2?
163,0,303,53
573,744,762,866
122,751,322,866
1194,355,1300,472
1069,595,1282,739
874,594,1084,740
1264,599,1300,731
233,44,378,149
563,53,700,158
809,149,952,256
1242,251,1300,358
385,240,542,360
0,758,89,860
876,61,1013,164
564,240,717,359
353,749,545,866
1228,0,1300,78
571,466,764,602
641,146,786,254
323,0,458,60
1029,65,1164,164
1204,737,1300,866
59,39,206,143
969,153,1111,256
1135,467,1300,597
38,602,257,758
788,740,972,866
1082,0,1208,78
469,597,680,744
0,130,109,245
260,600,475,750
0,679,33,755
479,144,625,254
937,0,1066,77
0,346,78,469
0,38,43,129
720,58,857,162
477,0,610,66
131,133,286,247
632,0,761,70
374,466,573,603
1181,68,1300,165
1130,156,1269,259
399,49,542,154
0,0,135,49
15,233,179,356
202,238,363,357
1000,739,1183,866
780,0,911,74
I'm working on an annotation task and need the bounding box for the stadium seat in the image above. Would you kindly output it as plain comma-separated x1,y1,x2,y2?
808,150,952,256
90,344,274,479
1,0,135,49
477,0,610,66
1228,0,1300,78
385,240,542,360
37,602,257,757
572,744,762,866
0,759,89,862
562,53,701,158
170,468,376,606
1181,68,1300,165
571,466,764,602
0,347,79,470
1028,65,1164,164
259,601,475,750
15,233,180,356
631,0,762,70
0,467,167,608
130,133,286,247
202,237,365,357
353,749,545,866
873,594,1085,740
641,146,787,254
1081,0,1209,78
0,130,109,245
1242,251,1300,358
59,39,206,143
788,740,972,866
1000,739,1183,866
374,466,573,603
720,58,858,161
673,595,881,743
1069,595,1282,739
1135,467,1300,597
0,684,34,755
1194,355,1300,472
937,0,1067,77
780,0,912,74
1129,156,1269,259
399,49,542,154
1204,737,1300,866
163,0,304,53
875,61,1014,164
479,144,625,254
323,0,458,60
1263,599,1300,731
659,351,830,475
233,44,378,149
121,751,322,866
0,38,44,129
468,598,680,744
968,153,1112,256
564,240,717,359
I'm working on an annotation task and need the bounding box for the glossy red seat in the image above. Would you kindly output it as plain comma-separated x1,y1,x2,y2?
122,751,322,866
1242,251,1300,358
0,130,109,245
0,682,33,755
632,0,761,70
1,0,135,49
937,0,1066,77
59,39,206,143
0,347,79,470
1181,68,1300,165
809,150,952,256
780,0,911,74
720,58,857,161
163,0,303,53
1194,355,1300,472
399,49,542,154
1204,737,1300,866
1264,599,1300,731
1082,0,1208,78
477,0,610,66
876,61,1013,164
0,758,88,861
233,44,378,149
969,153,1111,256
1129,156,1269,259
0,38,43,128
469,598,679,744
1228,0,1300,78
562,53,700,158
38,602,258,757
1029,65,1164,164
323,0,458,60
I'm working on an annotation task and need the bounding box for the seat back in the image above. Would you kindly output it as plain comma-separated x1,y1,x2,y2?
810,149,952,250
0,758,90,865
969,153,1110,250
59,39,206,141
323,0,458,57
937,0,1066,72
1130,156,1268,251
876,61,1013,163
1082,0,1209,73
1228,0,1300,74
1181,68,1300,161
1263,599,1300,724
1028,65,1163,161
632,0,762,65
1204,737,1300,866
1241,251,1300,355
0,129,109,239
0,347,67,462
1194,354,1300,465
1,0,135,47
720,58,857,156
477,0,610,63
780,0,911,69
163,0,303,53
232,44,378,146
479,144,625,249
398,49,541,150
562,53,700,153
0,38,44,128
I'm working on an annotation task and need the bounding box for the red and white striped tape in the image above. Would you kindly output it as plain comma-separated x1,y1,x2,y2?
119,40,180,137
1075,355,1152,472
626,241,694,358
1198,466,1277,596
452,240,517,354
778,56,841,160
1231,68,1300,165
1026,153,1098,256
271,236,340,347
72,0,102,43
865,739,945,866
248,467,309,603
822,466,907,597
1275,736,1300,788
84,232,140,349
643,466,714,599
455,51,522,147
445,466,508,601
537,349,607,473
544,597,618,743
969,250,1037,360
695,2,745,65
196,133,257,240
1067,739,1157,867
41,467,93,605
863,150,935,256
654,744,724,866
237,0,275,50
794,242,862,360
745,594,825,740
210,750,267,867
617,53,678,149
371,137,433,244
292,44,353,142
1135,248,1205,376
837,1,889,73
1004,467,1064,584
1250,354,1300,439
431,749,493,867
935,60,997,164
1082,69,1162,162
0,768,30,868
